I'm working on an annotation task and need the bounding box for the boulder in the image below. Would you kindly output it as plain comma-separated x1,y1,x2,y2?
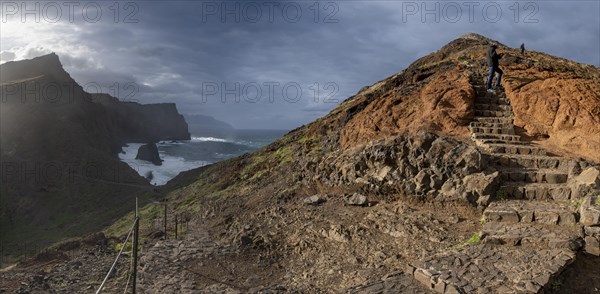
414,170,431,192
145,171,154,181
571,167,600,188
346,193,368,206
569,167,600,199
136,143,163,165
303,194,326,205
584,236,600,256
580,195,600,226
462,171,500,199
476,195,492,207
374,166,392,181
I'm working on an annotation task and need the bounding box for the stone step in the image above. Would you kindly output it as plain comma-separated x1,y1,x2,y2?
487,153,572,170
474,104,512,112
497,182,573,201
476,91,507,97
483,200,578,226
469,121,513,129
481,222,581,250
474,109,512,117
471,133,520,142
499,168,568,184
469,126,515,135
475,97,511,105
472,82,504,95
475,91,507,99
474,139,529,146
410,245,576,293
473,117,513,124
482,144,547,156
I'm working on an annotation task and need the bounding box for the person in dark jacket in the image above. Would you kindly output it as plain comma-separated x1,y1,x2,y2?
486,44,503,93
520,43,525,55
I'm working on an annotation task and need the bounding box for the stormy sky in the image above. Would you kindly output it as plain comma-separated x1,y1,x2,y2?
1,1,599,129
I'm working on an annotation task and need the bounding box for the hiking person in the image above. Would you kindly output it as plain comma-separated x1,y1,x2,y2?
486,44,503,93
520,43,525,55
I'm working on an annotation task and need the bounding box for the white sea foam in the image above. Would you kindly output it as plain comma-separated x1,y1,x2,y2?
119,131,285,186
190,136,228,142
119,143,209,186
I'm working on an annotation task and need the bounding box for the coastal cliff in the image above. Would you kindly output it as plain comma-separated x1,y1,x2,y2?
0,53,189,256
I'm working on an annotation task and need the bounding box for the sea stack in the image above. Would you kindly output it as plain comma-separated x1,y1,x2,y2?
135,143,163,165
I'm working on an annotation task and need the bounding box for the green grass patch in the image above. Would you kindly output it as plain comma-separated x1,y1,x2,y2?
240,155,268,180
465,233,481,244
273,145,293,163
114,240,133,253
104,202,163,238
298,134,309,143
455,233,481,248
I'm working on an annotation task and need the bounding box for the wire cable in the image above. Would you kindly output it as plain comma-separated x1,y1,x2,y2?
96,219,136,294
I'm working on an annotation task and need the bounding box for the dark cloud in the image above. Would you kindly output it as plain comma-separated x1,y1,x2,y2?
1,1,598,129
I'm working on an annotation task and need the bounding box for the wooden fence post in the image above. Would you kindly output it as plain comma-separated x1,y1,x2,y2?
163,200,168,240
175,214,178,239
132,198,139,294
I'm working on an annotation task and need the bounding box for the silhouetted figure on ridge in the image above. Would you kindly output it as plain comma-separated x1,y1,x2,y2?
520,43,525,55
486,44,503,93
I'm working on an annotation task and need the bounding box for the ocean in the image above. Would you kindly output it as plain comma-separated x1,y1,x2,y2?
118,129,288,185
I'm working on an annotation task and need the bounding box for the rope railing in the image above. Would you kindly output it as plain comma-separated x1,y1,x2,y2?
96,217,138,294
122,265,133,294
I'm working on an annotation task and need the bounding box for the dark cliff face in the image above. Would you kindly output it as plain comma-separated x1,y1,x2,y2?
0,53,188,254
184,114,235,137
0,53,71,83
94,93,190,143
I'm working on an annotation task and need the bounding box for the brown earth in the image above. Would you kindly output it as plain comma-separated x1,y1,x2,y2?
340,67,475,149
503,65,600,162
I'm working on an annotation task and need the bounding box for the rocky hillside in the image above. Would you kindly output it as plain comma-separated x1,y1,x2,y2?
336,33,600,162
0,54,189,260
2,34,599,293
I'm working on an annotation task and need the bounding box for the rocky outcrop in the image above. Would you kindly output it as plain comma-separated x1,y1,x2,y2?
580,193,600,256
503,63,600,162
136,143,163,165
302,132,488,203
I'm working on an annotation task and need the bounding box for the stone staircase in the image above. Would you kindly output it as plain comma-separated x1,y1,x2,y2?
406,75,600,293
468,78,582,253
482,200,580,250
468,82,577,202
